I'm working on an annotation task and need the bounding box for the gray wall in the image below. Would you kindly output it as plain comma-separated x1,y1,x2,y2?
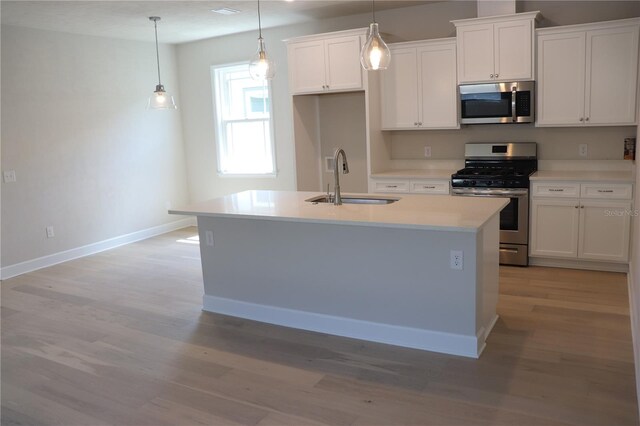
1,26,189,267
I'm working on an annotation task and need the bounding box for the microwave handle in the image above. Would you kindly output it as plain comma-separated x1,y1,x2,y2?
511,86,517,123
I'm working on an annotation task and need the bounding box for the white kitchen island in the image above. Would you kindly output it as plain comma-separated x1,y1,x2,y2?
170,190,508,358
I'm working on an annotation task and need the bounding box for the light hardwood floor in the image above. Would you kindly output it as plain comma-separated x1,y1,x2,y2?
1,227,637,426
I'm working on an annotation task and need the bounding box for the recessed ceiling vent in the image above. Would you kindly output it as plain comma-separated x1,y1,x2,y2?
211,7,241,15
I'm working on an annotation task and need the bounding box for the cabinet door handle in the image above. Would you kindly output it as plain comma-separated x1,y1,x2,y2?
495,73,499,78
585,117,589,121
579,117,584,122
575,205,579,208
581,205,584,208
490,74,494,78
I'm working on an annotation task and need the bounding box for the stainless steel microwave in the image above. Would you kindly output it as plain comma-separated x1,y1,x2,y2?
459,81,534,124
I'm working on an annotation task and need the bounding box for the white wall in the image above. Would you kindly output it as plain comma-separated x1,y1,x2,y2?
632,111,640,420
1,25,189,269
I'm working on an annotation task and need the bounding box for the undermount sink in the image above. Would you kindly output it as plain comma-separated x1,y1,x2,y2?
306,195,399,205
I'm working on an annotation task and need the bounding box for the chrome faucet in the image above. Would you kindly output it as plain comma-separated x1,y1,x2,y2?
333,148,349,205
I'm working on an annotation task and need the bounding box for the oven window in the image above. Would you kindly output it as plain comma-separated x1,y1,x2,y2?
461,92,512,118
500,197,519,231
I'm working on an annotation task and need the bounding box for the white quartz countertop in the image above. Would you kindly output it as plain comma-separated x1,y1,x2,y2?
371,169,455,179
170,190,508,232
530,170,634,183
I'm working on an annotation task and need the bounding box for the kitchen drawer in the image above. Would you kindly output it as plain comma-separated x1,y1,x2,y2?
410,180,450,195
531,182,580,198
372,181,410,193
580,183,633,200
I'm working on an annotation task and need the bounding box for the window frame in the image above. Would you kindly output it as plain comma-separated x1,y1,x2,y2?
211,62,277,178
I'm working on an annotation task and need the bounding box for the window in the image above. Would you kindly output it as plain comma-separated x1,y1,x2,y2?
212,64,276,175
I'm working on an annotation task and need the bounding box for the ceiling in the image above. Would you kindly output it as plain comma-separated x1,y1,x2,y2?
0,1,436,44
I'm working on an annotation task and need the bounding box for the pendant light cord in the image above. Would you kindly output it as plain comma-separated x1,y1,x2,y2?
257,0,263,39
153,19,162,86
372,0,376,23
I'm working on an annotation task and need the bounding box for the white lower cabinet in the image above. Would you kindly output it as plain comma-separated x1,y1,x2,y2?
530,181,632,263
578,199,632,262
530,198,580,258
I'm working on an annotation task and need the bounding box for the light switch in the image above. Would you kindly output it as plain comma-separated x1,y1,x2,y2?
3,170,16,183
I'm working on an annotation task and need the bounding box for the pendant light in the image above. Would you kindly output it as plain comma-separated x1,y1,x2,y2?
360,0,391,71
147,16,177,110
249,0,275,80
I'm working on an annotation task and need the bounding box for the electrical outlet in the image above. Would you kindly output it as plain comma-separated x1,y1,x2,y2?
3,170,16,183
424,146,432,158
46,226,55,238
325,157,335,172
205,230,214,247
579,143,588,157
450,250,463,270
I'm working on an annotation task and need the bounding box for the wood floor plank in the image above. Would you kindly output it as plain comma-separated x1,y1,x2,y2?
1,227,637,425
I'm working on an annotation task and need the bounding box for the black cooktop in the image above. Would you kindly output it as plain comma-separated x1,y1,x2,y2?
451,160,537,189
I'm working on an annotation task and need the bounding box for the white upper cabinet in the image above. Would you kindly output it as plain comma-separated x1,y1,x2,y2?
452,12,539,84
287,29,365,95
537,18,640,127
381,38,458,130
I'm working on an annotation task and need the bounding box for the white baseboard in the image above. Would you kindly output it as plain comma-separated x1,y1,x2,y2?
0,217,196,280
529,257,629,273
203,294,484,358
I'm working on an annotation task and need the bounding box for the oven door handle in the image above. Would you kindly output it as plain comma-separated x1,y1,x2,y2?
511,85,517,122
452,188,528,196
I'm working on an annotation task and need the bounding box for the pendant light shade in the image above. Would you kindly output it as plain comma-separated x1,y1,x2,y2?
360,1,391,71
249,0,275,80
147,16,176,110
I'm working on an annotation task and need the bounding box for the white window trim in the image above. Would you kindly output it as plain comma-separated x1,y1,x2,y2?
211,62,278,177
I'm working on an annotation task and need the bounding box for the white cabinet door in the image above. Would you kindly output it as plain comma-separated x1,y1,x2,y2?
530,199,580,258
418,42,458,128
585,25,639,125
494,19,533,81
381,47,419,129
536,31,586,126
578,200,632,262
325,36,363,92
457,23,495,83
288,40,326,94
537,20,639,127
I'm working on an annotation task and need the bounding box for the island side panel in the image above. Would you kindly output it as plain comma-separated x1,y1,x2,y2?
196,215,482,357
475,214,501,356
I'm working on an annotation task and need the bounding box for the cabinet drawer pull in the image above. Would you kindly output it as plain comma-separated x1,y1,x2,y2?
575,205,579,208
597,189,614,193
423,186,436,189
581,205,584,208
386,185,398,188
548,188,564,192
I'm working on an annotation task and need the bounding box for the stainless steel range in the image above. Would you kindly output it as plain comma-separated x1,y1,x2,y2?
451,142,537,266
